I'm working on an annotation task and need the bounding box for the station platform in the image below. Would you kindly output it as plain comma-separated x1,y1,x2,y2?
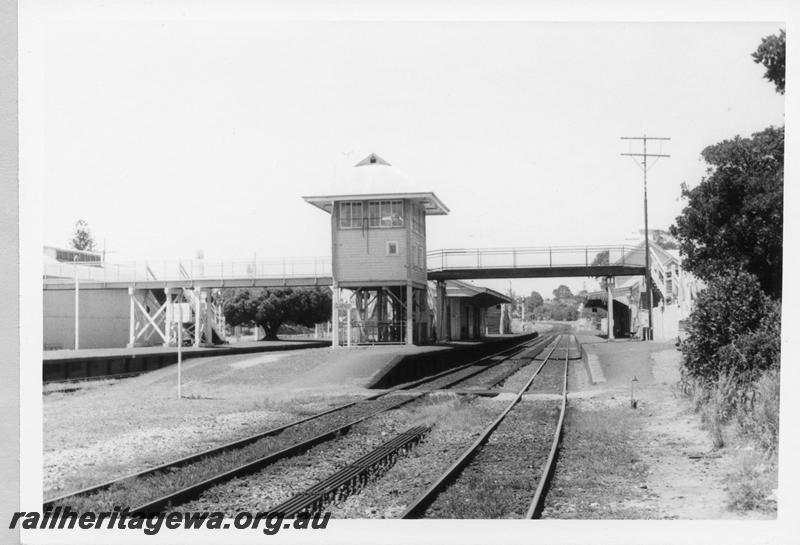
367,333,539,389
43,339,330,382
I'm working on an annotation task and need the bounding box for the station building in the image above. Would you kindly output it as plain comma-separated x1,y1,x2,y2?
584,240,704,341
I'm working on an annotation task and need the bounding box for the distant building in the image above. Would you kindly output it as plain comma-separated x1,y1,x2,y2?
585,241,704,340
43,245,102,267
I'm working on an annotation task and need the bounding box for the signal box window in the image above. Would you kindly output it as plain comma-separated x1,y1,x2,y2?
339,201,364,229
368,200,404,228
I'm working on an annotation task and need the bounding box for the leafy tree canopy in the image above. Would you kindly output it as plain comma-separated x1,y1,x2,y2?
524,291,544,314
532,301,579,322
752,29,785,94
552,285,574,301
650,228,679,250
223,288,331,340
670,126,783,298
70,219,96,252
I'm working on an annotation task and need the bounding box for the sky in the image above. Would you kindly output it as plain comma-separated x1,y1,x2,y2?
28,13,785,297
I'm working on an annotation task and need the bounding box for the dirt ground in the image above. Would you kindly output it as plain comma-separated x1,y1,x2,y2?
546,334,776,519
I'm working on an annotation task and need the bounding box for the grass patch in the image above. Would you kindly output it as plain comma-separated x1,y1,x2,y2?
680,366,779,514
725,448,778,512
544,405,650,519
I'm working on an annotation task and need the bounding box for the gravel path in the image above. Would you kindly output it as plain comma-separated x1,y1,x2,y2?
422,400,561,518
328,397,506,518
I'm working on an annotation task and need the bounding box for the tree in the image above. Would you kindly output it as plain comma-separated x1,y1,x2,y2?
670,126,783,298
650,229,678,250
552,285,574,301
533,300,579,322
591,250,609,267
70,219,96,251
524,291,544,315
752,29,785,94
223,288,332,340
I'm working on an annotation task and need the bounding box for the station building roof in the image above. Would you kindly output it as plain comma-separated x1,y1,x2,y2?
445,279,511,307
302,153,449,215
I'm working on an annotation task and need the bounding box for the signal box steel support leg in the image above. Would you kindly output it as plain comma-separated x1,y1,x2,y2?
331,283,339,349
406,282,414,346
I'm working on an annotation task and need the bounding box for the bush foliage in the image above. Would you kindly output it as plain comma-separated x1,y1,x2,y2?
680,270,780,385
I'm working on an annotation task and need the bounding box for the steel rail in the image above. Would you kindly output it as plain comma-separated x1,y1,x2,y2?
44,335,547,509
526,339,570,519
128,396,423,514
400,335,565,519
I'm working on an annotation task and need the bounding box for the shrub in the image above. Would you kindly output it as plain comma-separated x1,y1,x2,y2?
681,270,779,384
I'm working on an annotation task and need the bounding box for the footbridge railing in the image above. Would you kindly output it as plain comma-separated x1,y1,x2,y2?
43,257,333,288
426,246,648,279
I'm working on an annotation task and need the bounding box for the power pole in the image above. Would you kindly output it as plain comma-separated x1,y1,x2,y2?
621,135,670,340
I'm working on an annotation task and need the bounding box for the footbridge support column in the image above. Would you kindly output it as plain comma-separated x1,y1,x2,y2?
127,286,136,348
331,282,339,349
436,280,449,343
163,287,172,347
607,277,615,341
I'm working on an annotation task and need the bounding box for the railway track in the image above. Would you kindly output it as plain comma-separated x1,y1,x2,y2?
45,334,552,513
258,334,569,519
400,334,573,519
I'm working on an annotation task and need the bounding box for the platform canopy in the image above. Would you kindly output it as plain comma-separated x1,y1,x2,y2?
445,279,511,307
302,153,449,215
584,285,635,307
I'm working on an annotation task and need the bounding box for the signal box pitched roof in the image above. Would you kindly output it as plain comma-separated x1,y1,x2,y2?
302,153,449,215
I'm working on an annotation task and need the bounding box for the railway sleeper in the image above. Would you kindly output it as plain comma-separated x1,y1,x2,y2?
268,426,430,518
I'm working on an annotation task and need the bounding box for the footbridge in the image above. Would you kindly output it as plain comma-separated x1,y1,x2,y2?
426,246,647,280
42,246,651,350
43,258,334,290
43,245,646,290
